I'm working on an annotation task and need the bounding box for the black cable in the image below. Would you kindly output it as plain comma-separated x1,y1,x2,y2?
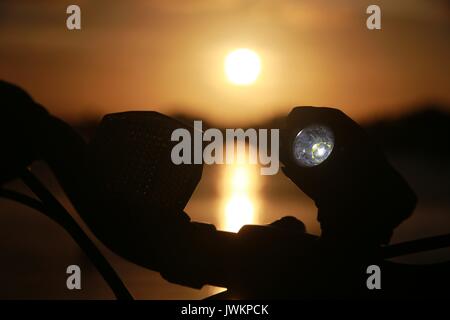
383,233,450,259
10,169,133,300
0,188,47,214
0,187,134,299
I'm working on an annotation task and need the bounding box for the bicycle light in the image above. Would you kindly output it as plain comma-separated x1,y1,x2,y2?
292,124,334,167
281,106,417,246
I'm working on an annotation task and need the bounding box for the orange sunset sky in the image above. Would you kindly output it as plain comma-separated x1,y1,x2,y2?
1,0,449,125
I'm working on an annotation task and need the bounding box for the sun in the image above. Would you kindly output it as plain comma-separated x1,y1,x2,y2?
224,48,261,86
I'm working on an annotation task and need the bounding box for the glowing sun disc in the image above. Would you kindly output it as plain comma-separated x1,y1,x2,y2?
225,48,261,86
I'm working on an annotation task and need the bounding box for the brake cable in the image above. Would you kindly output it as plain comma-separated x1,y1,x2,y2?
0,168,133,300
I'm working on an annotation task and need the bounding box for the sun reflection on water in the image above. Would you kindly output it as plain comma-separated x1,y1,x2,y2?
221,161,259,232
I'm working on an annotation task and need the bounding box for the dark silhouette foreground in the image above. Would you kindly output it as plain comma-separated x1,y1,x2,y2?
1,80,449,299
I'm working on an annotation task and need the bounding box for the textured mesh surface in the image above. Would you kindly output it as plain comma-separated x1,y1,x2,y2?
88,111,202,213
